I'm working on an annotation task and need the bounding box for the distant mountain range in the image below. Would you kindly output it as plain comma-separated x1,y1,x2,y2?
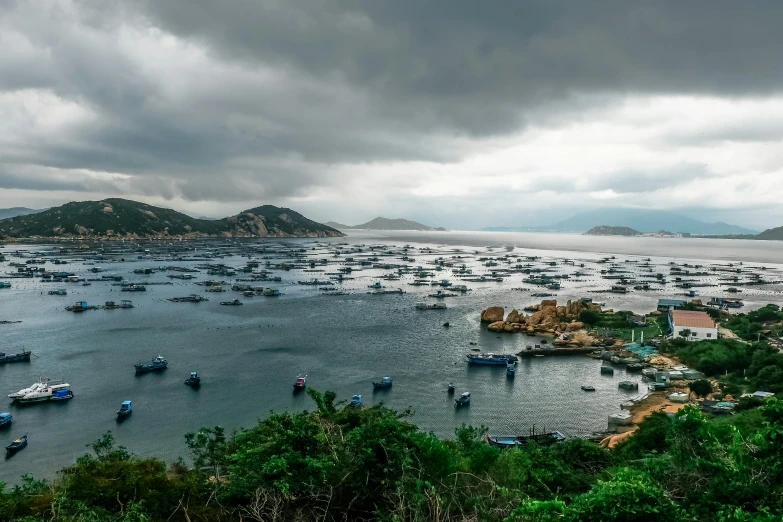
584,225,640,237
0,199,342,239
326,217,446,231
0,207,44,220
484,208,758,235
757,226,783,241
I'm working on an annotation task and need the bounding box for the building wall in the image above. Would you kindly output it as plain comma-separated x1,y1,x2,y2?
672,324,717,341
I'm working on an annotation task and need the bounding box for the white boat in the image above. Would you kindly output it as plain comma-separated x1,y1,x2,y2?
12,380,71,403
8,379,56,399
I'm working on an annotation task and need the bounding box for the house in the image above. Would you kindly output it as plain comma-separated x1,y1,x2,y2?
669,310,718,341
657,298,686,312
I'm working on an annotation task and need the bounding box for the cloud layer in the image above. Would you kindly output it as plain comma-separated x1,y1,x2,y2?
2,0,783,228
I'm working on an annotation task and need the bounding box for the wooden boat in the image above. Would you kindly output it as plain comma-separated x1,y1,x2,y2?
135,355,168,374
447,383,455,394
486,431,566,448
0,412,12,428
581,385,596,392
5,433,27,454
0,351,32,364
350,394,362,408
293,375,307,391
506,362,516,377
372,376,392,389
455,391,471,407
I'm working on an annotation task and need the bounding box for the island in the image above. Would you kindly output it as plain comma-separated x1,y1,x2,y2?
0,198,343,240
584,225,641,236
326,217,446,231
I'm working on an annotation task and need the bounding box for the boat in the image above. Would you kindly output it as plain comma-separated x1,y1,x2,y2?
220,299,243,306
185,371,201,387
5,433,27,454
293,374,307,391
506,362,516,377
373,376,393,389
0,351,32,364
12,380,71,404
581,385,596,392
135,355,168,374
49,389,74,401
415,303,447,310
117,400,132,418
0,412,11,428
466,353,518,366
350,394,363,408
447,383,455,394
455,391,471,407
486,431,566,448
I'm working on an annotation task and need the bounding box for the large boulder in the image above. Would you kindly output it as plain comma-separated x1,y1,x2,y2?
506,309,522,323
488,321,505,332
541,299,557,308
481,306,505,322
566,321,584,332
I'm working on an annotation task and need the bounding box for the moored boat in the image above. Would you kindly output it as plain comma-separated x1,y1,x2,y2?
49,389,74,401
117,401,132,418
486,431,566,448
373,376,393,389
0,412,12,428
350,394,363,408
220,299,243,306
447,383,455,394
0,351,32,364
5,433,27,454
467,353,518,366
581,385,596,392
415,302,447,310
135,355,168,374
293,374,307,391
455,391,471,407
185,371,201,387
12,380,71,404
506,362,516,377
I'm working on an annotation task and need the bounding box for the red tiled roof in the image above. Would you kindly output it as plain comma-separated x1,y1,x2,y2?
672,310,716,329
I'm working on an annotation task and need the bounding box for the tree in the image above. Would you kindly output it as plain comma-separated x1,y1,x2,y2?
579,310,601,326
679,328,693,340
689,379,713,398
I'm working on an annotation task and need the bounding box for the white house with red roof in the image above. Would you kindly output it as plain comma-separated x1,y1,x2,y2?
669,310,718,341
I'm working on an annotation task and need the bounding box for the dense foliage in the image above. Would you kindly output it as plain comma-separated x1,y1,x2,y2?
722,304,783,343
2,390,782,521
664,337,783,393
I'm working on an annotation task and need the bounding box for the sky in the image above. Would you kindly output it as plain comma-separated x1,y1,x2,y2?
2,0,783,230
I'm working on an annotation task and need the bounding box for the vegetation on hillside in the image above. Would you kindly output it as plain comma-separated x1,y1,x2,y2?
722,304,783,342
2,389,782,521
0,199,342,239
583,225,641,236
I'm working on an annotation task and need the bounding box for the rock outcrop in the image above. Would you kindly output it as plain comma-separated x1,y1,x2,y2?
480,299,602,346
480,306,505,323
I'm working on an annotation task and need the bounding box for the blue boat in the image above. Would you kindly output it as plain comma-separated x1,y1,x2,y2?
506,362,516,377
5,433,27,454
50,389,73,401
0,412,11,428
467,353,518,366
135,355,168,374
117,401,132,418
0,351,32,364
372,376,392,389
185,371,201,387
455,391,471,407
350,394,363,408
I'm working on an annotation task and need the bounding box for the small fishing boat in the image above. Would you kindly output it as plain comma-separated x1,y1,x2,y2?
506,362,516,377
447,383,455,394
293,374,307,391
466,353,518,366
185,371,201,388
455,391,471,407
350,394,363,408
0,412,12,428
0,351,32,365
373,376,393,389
486,431,566,448
117,400,132,418
581,385,596,392
220,299,243,306
5,433,27,454
135,355,168,374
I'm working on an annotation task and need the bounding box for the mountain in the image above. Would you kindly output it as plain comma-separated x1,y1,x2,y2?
756,226,783,241
0,199,342,239
584,225,640,236
0,207,44,219
498,208,757,235
325,221,350,229
334,217,445,231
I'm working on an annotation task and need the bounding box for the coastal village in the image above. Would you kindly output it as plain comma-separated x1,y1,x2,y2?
1,236,782,464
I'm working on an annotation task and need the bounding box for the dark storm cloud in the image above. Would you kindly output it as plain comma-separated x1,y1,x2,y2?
3,0,783,204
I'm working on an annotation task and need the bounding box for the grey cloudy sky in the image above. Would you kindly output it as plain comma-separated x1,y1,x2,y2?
2,0,783,229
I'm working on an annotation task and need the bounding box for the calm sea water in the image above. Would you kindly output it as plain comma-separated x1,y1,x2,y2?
1,231,782,482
